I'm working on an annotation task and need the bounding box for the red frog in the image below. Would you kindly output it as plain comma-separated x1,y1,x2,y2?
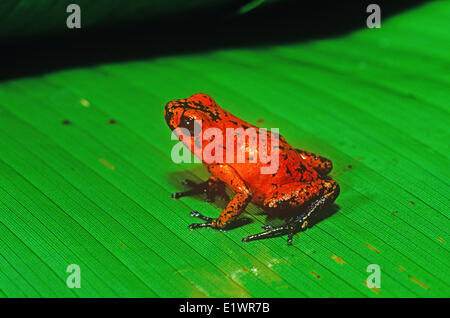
165,93,339,245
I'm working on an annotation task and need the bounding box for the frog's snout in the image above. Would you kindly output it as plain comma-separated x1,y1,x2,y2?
164,101,176,130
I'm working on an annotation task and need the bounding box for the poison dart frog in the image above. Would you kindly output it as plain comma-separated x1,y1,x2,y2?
165,93,340,245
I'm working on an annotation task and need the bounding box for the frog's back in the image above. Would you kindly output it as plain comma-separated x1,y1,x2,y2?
206,105,321,199
228,136,318,198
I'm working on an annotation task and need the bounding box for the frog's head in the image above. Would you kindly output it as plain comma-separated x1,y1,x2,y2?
164,93,224,135
165,93,228,157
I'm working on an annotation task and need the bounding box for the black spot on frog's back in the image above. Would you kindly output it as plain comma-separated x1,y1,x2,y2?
285,166,292,175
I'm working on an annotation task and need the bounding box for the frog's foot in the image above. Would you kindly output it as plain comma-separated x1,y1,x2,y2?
242,220,305,245
188,211,223,230
244,179,340,245
243,195,319,245
172,178,228,203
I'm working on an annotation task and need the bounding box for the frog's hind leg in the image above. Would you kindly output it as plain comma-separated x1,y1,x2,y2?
295,149,333,176
243,179,340,245
172,176,228,202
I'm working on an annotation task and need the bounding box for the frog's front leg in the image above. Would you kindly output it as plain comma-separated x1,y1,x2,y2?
243,178,339,245
172,176,228,203
189,164,252,230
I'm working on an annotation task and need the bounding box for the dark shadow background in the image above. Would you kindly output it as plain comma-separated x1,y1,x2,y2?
2,0,429,81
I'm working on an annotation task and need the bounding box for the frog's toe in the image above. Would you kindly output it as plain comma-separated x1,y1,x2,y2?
287,232,295,245
188,211,216,230
188,211,226,231
171,188,201,199
242,225,288,243
190,210,214,222
242,222,300,244
171,192,183,199
189,222,213,230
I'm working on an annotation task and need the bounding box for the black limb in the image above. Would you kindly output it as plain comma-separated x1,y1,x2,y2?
242,191,334,245
172,179,208,199
171,178,227,203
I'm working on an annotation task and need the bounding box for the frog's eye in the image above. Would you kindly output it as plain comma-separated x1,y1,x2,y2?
179,116,201,136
